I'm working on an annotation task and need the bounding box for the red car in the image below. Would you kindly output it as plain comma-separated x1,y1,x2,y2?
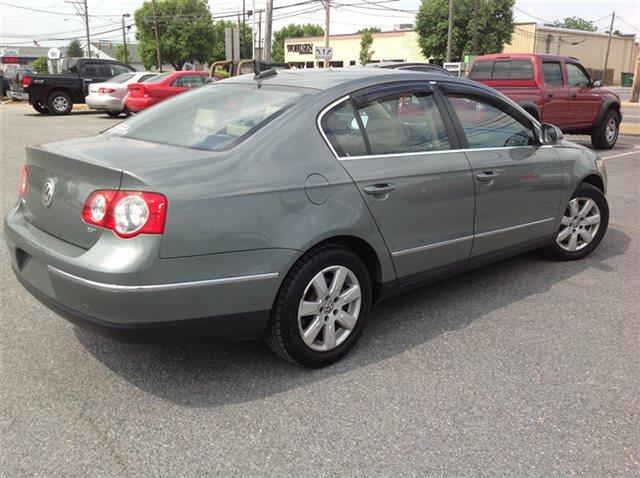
468,54,622,149
125,71,211,112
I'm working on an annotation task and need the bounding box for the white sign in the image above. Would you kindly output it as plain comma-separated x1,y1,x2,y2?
314,46,333,60
0,48,19,57
47,48,61,60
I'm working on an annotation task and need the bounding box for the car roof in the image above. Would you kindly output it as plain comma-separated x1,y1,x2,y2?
224,67,469,91
473,53,580,63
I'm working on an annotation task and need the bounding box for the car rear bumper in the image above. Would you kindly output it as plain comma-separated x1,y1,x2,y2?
86,94,123,112
4,204,295,342
8,90,28,101
124,96,159,111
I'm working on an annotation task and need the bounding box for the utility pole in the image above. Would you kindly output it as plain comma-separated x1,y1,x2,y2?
446,0,454,62
472,0,478,55
603,11,615,84
151,0,162,72
258,10,262,60
264,0,273,61
83,0,91,58
630,46,640,103
324,0,330,68
251,0,256,59
121,14,130,64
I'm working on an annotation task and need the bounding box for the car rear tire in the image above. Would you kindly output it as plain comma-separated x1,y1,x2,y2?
105,110,122,117
32,101,49,114
48,91,73,115
591,109,619,149
543,183,608,261
265,245,372,367
123,106,132,117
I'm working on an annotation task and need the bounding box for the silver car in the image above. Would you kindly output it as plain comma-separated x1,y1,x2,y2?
86,71,157,117
4,69,609,367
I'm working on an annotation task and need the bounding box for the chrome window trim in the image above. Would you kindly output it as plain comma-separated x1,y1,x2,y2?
391,217,555,257
317,96,551,161
47,265,279,293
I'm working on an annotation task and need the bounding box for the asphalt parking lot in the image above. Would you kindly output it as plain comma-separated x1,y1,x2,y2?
1,102,639,476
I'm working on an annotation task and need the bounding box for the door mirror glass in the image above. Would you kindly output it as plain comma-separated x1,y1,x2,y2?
591,79,602,88
541,123,563,145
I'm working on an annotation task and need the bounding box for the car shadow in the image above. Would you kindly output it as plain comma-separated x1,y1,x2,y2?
75,227,630,408
23,110,105,117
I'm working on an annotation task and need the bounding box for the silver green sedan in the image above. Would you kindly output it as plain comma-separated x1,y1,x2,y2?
4,69,608,367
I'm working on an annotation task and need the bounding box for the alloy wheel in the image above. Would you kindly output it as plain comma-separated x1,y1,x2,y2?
556,197,601,252
297,265,362,352
53,96,69,112
605,117,617,144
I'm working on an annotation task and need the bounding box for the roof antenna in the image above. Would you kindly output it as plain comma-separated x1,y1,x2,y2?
253,59,277,84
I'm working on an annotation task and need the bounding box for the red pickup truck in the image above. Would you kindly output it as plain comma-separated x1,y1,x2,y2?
468,53,622,149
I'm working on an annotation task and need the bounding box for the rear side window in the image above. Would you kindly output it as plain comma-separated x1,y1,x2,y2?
446,93,536,148
321,91,451,157
108,83,310,152
542,62,564,85
469,60,533,80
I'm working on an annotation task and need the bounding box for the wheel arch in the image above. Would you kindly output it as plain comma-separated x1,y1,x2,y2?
595,98,621,127
580,173,605,194
519,101,540,120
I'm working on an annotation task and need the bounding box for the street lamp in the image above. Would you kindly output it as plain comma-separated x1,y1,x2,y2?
121,13,131,65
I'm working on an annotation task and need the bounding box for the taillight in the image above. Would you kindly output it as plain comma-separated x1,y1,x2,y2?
22,76,32,88
19,165,28,197
82,190,167,238
98,87,116,94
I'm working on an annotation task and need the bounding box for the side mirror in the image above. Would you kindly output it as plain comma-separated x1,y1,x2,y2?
591,79,602,87
540,123,563,145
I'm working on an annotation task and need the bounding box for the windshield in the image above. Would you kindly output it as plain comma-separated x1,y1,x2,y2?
144,72,172,84
110,73,135,83
107,83,312,151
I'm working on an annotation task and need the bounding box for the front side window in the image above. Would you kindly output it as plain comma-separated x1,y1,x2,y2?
446,94,536,148
108,83,310,152
543,62,564,85
566,63,590,87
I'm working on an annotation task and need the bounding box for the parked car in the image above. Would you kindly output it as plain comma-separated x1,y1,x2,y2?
86,71,157,117
468,54,622,149
368,61,454,76
22,58,136,115
7,67,35,101
0,73,9,97
124,71,210,112
5,69,609,367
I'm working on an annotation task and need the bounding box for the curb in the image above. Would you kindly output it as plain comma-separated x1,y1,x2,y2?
620,123,640,136
622,102,639,108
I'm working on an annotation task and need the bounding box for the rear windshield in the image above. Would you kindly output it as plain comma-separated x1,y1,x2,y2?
469,60,534,80
110,73,135,83
144,72,172,83
107,83,311,151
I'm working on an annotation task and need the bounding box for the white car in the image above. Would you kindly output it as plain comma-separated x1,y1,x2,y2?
86,71,157,117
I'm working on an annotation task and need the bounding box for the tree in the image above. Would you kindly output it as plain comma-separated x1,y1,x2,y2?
416,0,515,60
66,39,84,58
358,27,381,34
114,44,128,63
552,16,597,32
134,0,216,70
359,31,375,64
272,23,324,63
32,57,48,73
209,21,253,63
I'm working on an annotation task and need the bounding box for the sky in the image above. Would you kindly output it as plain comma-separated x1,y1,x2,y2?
0,0,638,49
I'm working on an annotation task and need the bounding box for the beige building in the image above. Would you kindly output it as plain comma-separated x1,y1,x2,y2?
284,30,427,68
504,23,638,85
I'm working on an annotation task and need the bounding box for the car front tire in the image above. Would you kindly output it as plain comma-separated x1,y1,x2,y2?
266,245,372,367
543,183,609,261
591,109,619,149
48,91,73,115
105,110,122,117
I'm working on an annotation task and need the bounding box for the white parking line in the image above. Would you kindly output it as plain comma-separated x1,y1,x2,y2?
601,149,640,160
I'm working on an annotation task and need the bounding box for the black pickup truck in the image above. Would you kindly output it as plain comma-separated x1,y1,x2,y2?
23,58,135,115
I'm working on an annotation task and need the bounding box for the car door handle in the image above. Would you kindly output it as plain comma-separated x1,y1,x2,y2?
475,171,498,181
363,182,397,195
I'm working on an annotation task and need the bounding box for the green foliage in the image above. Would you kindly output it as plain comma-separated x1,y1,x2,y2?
359,31,375,65
32,57,49,73
209,21,253,63
415,0,515,59
114,44,128,63
272,23,324,62
358,27,381,34
134,0,216,70
66,39,84,58
552,16,597,32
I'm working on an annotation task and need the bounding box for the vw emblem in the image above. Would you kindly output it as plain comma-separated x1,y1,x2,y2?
42,180,55,207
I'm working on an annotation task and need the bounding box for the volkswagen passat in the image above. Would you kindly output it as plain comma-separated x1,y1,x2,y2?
4,69,608,367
